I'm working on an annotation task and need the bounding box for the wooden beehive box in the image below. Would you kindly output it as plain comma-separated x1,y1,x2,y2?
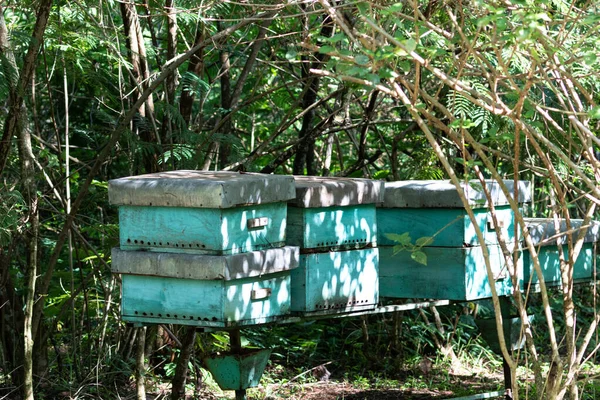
287,176,383,251
377,180,531,301
112,246,299,327
378,245,512,301
522,218,600,291
291,248,379,314
287,176,383,315
109,171,295,255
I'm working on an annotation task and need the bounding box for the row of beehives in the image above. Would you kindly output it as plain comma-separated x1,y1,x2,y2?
109,171,600,328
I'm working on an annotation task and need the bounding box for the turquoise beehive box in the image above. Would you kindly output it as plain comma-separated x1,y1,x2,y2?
288,176,383,315
109,171,295,255
522,218,600,292
378,180,531,301
109,170,300,328
112,246,299,327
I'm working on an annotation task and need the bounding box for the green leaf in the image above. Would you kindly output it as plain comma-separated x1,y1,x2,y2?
449,119,476,129
285,48,297,60
327,33,347,43
357,2,370,16
367,73,381,85
319,45,336,54
385,232,412,245
373,169,390,179
385,3,404,13
411,250,427,265
584,52,597,66
415,236,434,247
589,106,600,120
399,60,411,73
354,54,370,65
379,67,399,79
403,38,417,53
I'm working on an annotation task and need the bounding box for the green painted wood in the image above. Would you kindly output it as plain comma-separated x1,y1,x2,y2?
476,316,533,353
378,245,514,301
118,202,287,255
204,349,272,390
290,248,379,314
377,206,515,247
287,204,377,250
522,243,595,290
121,271,292,327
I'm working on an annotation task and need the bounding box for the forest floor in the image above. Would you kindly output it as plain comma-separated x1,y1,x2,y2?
144,366,506,399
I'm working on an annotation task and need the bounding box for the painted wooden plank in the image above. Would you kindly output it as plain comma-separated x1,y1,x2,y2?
377,206,515,247
287,204,377,250
121,271,292,327
118,202,287,255
381,180,531,208
111,246,299,280
378,245,514,301
522,243,595,290
525,218,600,245
109,170,295,208
290,176,384,208
291,248,379,314
204,349,272,390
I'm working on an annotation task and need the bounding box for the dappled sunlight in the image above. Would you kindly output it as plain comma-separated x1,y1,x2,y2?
292,249,379,313
288,176,382,315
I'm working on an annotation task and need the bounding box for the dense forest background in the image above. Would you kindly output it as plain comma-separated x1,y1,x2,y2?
1,0,600,399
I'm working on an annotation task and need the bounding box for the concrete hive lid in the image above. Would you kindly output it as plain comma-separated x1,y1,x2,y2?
111,246,300,280
108,170,296,208
524,218,600,246
289,176,384,208
380,179,531,208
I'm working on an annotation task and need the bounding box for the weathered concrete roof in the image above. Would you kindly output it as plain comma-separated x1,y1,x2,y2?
380,179,531,208
290,176,384,208
524,218,600,246
111,246,299,280
108,170,295,208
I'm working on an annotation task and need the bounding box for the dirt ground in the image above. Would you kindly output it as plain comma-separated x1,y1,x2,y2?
262,381,456,399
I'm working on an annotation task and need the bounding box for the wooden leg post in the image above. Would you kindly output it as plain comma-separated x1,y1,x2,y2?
230,329,247,400
503,356,513,400
499,297,513,400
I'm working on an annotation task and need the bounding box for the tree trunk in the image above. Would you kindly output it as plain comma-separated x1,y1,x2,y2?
0,246,25,389
20,93,40,400
170,327,197,400
293,12,334,176
136,327,147,400
0,0,53,176
160,0,178,153
120,0,159,173
180,28,205,126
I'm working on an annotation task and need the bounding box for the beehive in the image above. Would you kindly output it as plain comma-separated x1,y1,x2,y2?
522,218,600,291
112,246,299,327
109,170,300,327
109,170,295,255
378,180,531,301
287,176,383,314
